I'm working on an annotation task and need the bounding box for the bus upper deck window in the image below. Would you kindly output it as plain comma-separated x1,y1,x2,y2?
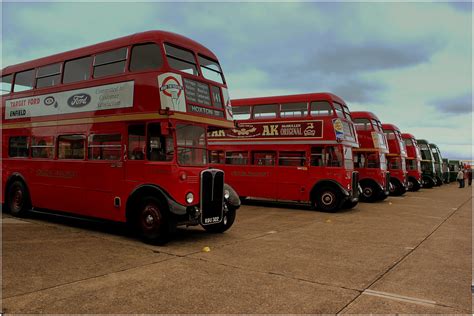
94,48,128,78
280,102,308,118
130,43,163,72
371,119,381,132
233,106,251,120
310,101,333,116
1,74,13,95
36,63,62,88
253,104,277,119
333,102,345,118
13,69,35,92
353,118,371,131
198,55,224,84
64,56,92,84
164,43,198,76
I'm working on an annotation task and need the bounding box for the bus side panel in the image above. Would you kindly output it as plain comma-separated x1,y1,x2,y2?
276,165,309,202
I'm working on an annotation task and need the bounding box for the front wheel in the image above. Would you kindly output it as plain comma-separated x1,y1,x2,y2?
7,181,31,217
314,187,341,212
422,176,435,188
135,196,170,244
389,179,405,196
203,206,236,233
359,182,381,203
408,178,421,192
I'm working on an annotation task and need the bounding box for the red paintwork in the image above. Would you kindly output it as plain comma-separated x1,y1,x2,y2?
401,133,422,184
208,93,359,204
351,111,390,193
1,30,232,222
382,123,408,187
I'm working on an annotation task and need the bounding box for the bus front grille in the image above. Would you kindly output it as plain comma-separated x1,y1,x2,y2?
200,169,224,225
385,172,391,192
352,171,359,198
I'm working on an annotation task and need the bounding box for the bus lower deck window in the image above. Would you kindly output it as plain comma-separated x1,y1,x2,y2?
147,124,173,162
279,151,306,166
209,150,225,164
32,136,54,159
9,136,29,157
225,151,248,165
252,152,275,166
88,134,122,161
128,125,146,160
58,135,85,159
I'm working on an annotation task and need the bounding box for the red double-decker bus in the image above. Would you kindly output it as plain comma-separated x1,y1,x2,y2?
401,133,422,191
208,93,360,212
351,112,390,202
382,123,408,196
1,31,240,243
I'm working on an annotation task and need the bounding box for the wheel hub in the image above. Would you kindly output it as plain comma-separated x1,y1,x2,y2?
12,189,23,210
363,187,373,197
142,204,161,230
322,192,334,205
145,214,154,225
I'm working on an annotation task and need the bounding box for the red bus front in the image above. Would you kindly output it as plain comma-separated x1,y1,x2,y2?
401,133,422,191
1,31,240,243
382,123,408,196
209,93,360,212
352,112,390,202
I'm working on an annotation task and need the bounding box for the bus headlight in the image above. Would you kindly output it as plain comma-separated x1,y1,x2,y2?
224,189,230,200
186,192,194,204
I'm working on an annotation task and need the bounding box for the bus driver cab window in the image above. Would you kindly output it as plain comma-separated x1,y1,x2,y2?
147,123,173,162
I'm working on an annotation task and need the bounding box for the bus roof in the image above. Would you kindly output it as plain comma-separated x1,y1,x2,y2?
429,143,440,149
401,133,416,140
352,111,381,122
381,123,401,132
417,139,429,144
232,92,346,107
1,30,218,75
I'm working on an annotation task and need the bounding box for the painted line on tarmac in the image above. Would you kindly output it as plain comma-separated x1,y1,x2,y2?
362,289,437,307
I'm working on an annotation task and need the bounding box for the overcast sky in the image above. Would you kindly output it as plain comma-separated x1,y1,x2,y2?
2,1,472,160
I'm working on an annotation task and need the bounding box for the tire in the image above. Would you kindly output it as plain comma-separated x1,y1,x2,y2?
408,178,421,192
135,196,170,245
203,205,237,233
313,186,342,212
422,176,435,188
359,181,380,203
389,178,405,196
7,180,31,217
435,177,443,186
342,200,358,209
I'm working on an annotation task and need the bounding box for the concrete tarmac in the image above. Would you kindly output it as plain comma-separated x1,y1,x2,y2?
1,182,472,314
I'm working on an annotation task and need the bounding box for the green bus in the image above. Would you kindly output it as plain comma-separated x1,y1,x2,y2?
429,143,444,186
417,139,437,188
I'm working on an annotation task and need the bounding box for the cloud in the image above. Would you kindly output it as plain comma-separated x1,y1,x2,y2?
331,78,385,103
304,40,441,75
432,93,473,114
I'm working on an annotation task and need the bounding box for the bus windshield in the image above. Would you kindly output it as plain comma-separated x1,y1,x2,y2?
176,124,207,166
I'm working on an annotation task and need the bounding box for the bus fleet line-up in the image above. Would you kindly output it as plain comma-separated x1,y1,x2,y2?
1,30,454,243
